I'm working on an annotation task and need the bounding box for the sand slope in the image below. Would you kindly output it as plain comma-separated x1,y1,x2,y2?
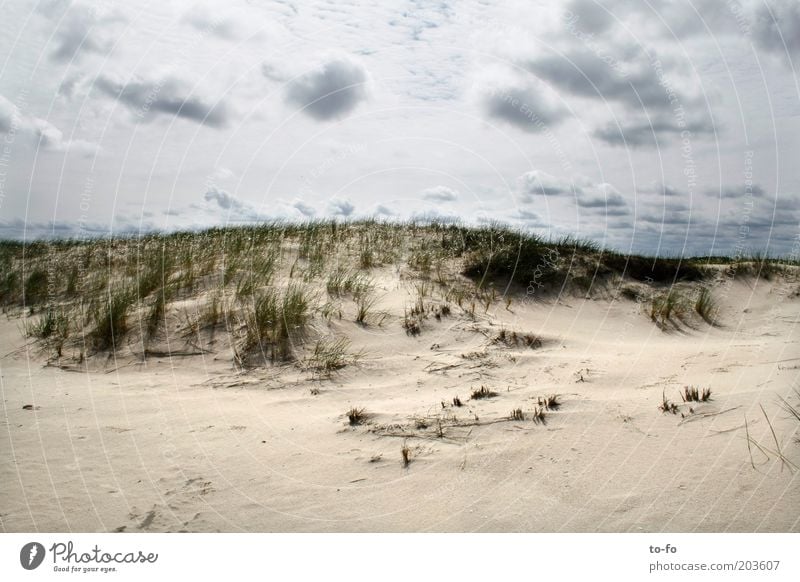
1,274,799,532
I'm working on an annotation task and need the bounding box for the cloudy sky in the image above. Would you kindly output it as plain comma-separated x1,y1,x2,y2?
0,0,798,256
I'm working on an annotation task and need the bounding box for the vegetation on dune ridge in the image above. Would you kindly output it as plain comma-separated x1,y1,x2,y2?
1,220,796,364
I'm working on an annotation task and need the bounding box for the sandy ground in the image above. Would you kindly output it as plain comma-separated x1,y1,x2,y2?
1,275,799,532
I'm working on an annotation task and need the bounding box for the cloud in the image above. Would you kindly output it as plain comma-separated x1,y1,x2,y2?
0,94,97,154
421,185,459,202
94,74,230,128
285,57,368,121
183,5,244,41
328,198,355,217
518,170,581,198
480,82,567,132
563,0,614,34
292,200,316,217
577,183,629,211
516,209,549,226
525,48,674,111
708,184,767,199
203,186,263,221
593,116,716,147
45,1,126,63
753,0,800,62
374,204,397,216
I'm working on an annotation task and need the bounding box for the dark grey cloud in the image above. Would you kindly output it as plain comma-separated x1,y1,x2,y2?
518,170,581,198
374,204,397,216
482,84,566,132
526,48,672,111
286,57,368,121
94,75,230,128
204,186,239,210
329,198,355,217
577,184,629,211
638,211,693,226
421,185,459,202
707,184,767,199
753,0,800,61
516,209,549,227
204,186,263,221
594,116,716,147
564,0,614,34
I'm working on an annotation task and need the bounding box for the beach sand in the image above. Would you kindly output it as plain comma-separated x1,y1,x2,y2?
1,261,798,533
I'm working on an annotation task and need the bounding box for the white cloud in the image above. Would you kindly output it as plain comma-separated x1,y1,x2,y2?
0,94,97,155
421,185,459,202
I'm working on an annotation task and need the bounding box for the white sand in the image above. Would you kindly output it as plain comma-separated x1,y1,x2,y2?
1,273,798,532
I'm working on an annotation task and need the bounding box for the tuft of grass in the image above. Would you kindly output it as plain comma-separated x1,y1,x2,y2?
659,390,679,414
27,307,69,340
306,337,360,377
403,311,422,336
694,287,718,324
359,247,375,269
531,406,547,424
243,284,311,362
347,407,367,426
401,441,411,467
452,396,463,407
680,386,712,402
537,394,561,410
24,269,48,305
354,294,380,326
777,389,800,429
650,289,686,327
509,408,525,421
92,286,134,350
470,385,497,400
494,328,542,349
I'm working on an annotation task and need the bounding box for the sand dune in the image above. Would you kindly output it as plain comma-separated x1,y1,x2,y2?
1,225,798,532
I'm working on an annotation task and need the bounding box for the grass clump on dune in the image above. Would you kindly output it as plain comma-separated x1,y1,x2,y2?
694,287,718,325
242,284,311,363
306,337,361,377
91,286,135,351
649,289,686,328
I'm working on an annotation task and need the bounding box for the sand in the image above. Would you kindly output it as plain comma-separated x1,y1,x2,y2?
1,270,799,532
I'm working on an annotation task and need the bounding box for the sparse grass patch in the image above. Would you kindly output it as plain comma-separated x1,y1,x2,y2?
694,287,718,324
24,269,48,305
470,385,497,400
680,386,712,403
659,390,679,414
347,407,367,426
92,286,135,350
650,289,686,327
509,407,525,421
494,328,542,349
306,337,360,377
355,294,384,326
27,307,69,340
537,394,561,410
531,406,546,424
401,441,411,467
242,284,311,362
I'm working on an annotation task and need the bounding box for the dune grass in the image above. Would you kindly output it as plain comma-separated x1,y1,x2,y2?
1,219,795,367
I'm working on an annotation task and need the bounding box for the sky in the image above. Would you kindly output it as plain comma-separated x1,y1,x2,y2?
0,0,798,256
